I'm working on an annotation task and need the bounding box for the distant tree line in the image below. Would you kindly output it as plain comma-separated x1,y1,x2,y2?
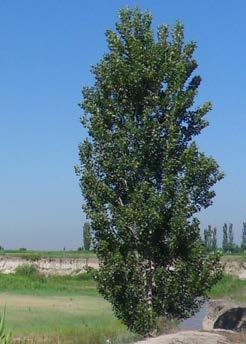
203,222,246,253
81,220,246,254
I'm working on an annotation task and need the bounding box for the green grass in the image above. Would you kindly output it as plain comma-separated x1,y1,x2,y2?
209,274,246,303
0,272,140,343
2,294,140,344
0,271,98,296
0,249,96,260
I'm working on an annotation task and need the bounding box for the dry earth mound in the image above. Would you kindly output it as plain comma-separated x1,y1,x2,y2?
134,331,230,344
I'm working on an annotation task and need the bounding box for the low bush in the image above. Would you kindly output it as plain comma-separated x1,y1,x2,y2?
15,264,38,277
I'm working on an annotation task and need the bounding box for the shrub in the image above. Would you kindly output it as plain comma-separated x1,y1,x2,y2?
19,248,27,252
15,264,38,277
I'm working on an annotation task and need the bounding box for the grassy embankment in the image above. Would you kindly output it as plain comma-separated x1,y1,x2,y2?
210,274,246,303
210,253,246,303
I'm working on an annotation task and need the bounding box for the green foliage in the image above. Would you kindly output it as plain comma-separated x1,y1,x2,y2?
0,308,11,344
222,223,228,252
19,248,27,252
222,223,239,253
203,225,217,251
15,264,39,277
212,227,217,250
78,7,223,335
83,222,92,251
15,264,46,285
204,226,217,251
228,223,234,249
241,222,246,251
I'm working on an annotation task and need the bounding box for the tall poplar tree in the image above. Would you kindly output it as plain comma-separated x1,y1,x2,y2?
228,223,234,252
222,223,228,252
212,227,217,251
77,8,223,335
241,222,246,251
204,225,213,251
83,222,92,251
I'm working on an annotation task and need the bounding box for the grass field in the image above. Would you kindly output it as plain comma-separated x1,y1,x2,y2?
0,249,96,260
1,249,244,261
0,271,140,344
1,294,139,344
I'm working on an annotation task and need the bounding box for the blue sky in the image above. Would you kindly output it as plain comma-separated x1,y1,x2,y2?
0,0,245,249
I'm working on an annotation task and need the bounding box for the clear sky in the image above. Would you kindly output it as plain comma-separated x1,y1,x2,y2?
0,0,245,249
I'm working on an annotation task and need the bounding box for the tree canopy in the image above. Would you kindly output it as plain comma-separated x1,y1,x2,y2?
77,8,223,335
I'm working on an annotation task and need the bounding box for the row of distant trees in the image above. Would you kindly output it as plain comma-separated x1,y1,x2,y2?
83,221,246,254
203,222,246,253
